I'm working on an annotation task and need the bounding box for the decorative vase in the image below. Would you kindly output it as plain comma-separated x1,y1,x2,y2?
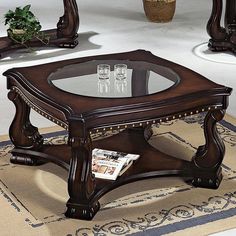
143,0,176,23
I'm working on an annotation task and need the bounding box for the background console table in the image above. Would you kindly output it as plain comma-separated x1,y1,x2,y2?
1,0,236,57
207,0,236,53
0,0,79,58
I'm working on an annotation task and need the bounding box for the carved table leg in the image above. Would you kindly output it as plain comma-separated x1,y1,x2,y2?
8,89,44,165
225,0,236,51
56,0,80,48
65,127,99,220
207,0,227,51
191,109,225,189
207,0,236,53
225,0,236,33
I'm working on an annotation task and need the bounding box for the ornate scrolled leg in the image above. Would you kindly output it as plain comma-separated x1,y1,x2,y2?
8,89,44,165
225,0,236,33
57,0,80,48
65,130,98,220
207,0,228,51
225,0,236,52
191,109,225,189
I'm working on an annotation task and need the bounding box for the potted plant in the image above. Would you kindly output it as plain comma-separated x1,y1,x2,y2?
143,0,176,23
4,5,49,49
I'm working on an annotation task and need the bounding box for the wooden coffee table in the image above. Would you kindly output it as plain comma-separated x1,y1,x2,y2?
4,50,232,220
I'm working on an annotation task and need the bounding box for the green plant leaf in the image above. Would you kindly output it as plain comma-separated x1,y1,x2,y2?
4,4,47,49
23,5,31,12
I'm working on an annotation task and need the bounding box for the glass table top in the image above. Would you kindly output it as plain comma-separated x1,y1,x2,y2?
48,60,179,98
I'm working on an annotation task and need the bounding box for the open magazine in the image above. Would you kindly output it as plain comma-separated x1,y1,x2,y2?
92,148,140,180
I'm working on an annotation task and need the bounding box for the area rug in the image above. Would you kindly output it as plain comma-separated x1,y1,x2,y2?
0,113,236,236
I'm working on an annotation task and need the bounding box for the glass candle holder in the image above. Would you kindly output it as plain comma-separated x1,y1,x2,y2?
114,64,127,80
97,64,110,80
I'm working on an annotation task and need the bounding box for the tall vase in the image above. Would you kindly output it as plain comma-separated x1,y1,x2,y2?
143,0,176,23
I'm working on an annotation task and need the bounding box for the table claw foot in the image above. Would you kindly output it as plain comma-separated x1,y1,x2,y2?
58,36,78,48
10,154,46,166
208,41,228,52
192,167,222,189
65,201,100,220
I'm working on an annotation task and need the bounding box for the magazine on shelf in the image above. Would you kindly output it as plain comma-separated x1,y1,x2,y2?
92,148,140,180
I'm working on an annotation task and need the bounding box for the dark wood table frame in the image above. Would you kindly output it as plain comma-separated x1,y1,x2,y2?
0,0,79,58
207,0,236,53
3,50,232,220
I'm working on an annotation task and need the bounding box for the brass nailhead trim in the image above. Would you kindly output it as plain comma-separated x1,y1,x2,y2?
12,87,222,135
89,105,222,134
12,86,68,130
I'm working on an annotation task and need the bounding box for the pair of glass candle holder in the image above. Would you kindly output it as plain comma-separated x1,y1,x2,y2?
97,64,127,80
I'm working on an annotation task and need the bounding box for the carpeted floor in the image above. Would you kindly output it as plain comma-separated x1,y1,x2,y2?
0,113,235,236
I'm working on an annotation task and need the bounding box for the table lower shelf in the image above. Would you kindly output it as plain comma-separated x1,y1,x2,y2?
10,128,193,195
0,29,78,58
9,127,224,219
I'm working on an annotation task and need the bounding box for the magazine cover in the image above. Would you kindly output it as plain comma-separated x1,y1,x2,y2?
92,148,140,180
